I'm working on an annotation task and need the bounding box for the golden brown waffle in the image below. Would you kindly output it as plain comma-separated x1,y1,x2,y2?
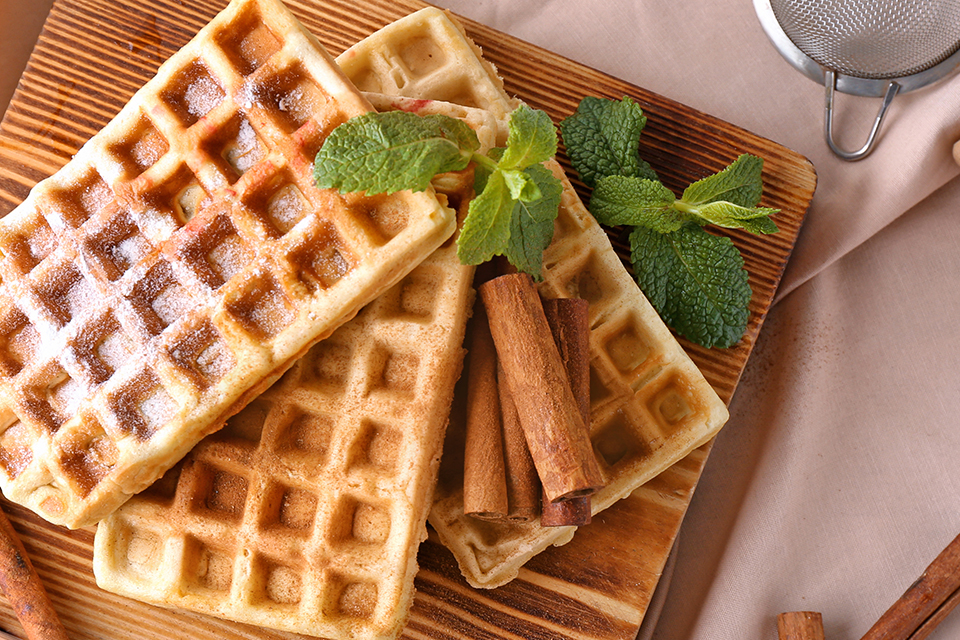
338,7,730,589
0,0,455,529
93,169,475,639
91,46,496,640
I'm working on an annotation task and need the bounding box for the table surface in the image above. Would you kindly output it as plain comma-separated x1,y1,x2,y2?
3,1,960,640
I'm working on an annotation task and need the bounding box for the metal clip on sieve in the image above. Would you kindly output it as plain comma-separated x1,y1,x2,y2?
754,0,960,160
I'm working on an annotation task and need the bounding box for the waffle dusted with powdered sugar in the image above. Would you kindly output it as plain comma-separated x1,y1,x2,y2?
0,0,454,529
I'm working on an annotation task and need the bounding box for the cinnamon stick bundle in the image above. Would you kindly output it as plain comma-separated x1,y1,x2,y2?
479,272,603,503
541,297,593,527
462,300,508,521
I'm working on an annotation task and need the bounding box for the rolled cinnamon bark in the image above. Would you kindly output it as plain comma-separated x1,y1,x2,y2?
479,273,603,503
462,299,509,521
861,530,960,640
540,297,593,527
0,506,69,640
497,360,540,522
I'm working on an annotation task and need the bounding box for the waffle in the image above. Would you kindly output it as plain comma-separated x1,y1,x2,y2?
336,7,520,121
0,0,455,529
338,7,730,589
93,170,475,639
91,71,496,640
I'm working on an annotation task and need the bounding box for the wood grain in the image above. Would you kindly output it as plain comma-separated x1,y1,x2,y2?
0,0,816,638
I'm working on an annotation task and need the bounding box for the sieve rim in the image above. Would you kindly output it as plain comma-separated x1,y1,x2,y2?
753,0,960,97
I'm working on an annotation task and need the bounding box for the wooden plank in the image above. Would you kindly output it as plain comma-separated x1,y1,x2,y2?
0,0,816,638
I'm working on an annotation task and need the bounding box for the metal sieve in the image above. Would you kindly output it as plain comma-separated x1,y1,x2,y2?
754,0,960,160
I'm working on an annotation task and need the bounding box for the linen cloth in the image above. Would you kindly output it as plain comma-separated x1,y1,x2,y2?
3,1,960,639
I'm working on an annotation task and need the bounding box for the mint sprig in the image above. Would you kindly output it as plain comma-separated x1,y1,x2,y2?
560,96,780,348
590,155,779,236
506,163,563,277
313,104,562,279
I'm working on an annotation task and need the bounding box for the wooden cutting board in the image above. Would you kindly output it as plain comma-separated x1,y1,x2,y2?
0,0,816,638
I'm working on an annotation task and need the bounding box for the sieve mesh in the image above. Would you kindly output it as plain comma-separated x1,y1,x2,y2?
769,0,960,79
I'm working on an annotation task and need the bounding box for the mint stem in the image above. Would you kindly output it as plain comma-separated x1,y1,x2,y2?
472,153,500,174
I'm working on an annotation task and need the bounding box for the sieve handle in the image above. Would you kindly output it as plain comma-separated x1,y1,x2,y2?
824,69,900,161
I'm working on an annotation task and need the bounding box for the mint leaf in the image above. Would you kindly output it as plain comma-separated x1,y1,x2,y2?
455,107,562,275
730,215,779,235
457,170,515,266
692,201,780,233
559,96,658,187
473,147,503,193
498,104,558,170
682,154,764,208
313,111,479,194
501,168,542,202
673,155,778,233
505,164,563,278
590,175,685,233
630,224,751,348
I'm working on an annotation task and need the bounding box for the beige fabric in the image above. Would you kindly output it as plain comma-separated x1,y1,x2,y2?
5,0,960,638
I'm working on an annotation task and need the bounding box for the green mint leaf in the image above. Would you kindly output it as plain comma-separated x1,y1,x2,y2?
501,168,542,202
630,224,751,348
733,215,779,235
313,111,479,194
691,201,780,233
559,96,658,188
682,153,765,208
457,170,515,266
590,175,685,233
504,164,563,279
498,104,558,170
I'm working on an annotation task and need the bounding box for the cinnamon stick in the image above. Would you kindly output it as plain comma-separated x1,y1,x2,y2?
0,506,69,640
540,297,593,527
908,585,960,640
462,299,508,521
497,360,540,522
776,611,824,640
479,273,603,503
860,530,960,640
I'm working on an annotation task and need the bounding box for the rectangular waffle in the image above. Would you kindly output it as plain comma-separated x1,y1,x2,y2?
93,169,475,639
0,0,455,529
337,7,730,589
91,63,503,640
